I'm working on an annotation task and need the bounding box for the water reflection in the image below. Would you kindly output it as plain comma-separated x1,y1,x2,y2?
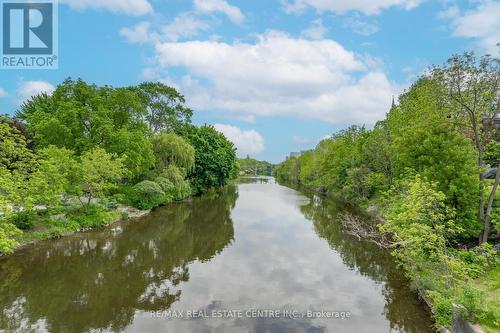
0,185,237,332
300,193,434,333
0,180,433,333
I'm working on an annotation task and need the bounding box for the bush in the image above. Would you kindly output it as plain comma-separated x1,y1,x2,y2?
160,165,193,200
155,177,175,194
10,211,36,230
0,220,21,254
133,180,164,210
70,205,115,229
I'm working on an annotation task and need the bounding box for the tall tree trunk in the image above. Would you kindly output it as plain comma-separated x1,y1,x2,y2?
480,163,500,244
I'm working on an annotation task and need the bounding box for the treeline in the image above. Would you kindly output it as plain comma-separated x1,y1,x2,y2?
276,52,500,329
238,156,275,176
0,79,238,254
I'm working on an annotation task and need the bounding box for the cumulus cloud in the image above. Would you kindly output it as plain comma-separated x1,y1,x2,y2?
61,0,152,16
120,22,156,44
293,136,310,144
448,1,500,54
301,19,327,40
194,0,245,23
282,0,424,15
121,14,211,44
153,31,397,126
214,124,265,157
0,88,7,98
17,81,55,105
162,13,211,42
343,14,378,35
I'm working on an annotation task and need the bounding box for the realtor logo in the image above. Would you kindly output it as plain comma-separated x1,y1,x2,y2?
1,0,58,69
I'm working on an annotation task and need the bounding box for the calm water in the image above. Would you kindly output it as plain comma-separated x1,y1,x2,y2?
0,179,433,333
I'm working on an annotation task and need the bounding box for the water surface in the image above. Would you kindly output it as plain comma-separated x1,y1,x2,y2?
0,179,433,333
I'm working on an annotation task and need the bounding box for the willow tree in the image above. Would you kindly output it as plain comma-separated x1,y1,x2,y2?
433,50,500,243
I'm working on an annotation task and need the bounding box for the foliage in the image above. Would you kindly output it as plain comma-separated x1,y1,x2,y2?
181,125,237,193
0,220,21,254
69,205,118,229
151,132,195,173
9,211,36,230
135,82,193,133
484,142,500,166
239,157,274,176
17,79,154,179
132,180,165,210
431,51,499,244
0,117,35,174
29,146,80,209
73,148,125,209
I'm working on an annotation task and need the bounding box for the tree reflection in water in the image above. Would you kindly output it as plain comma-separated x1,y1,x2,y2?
0,185,238,333
300,193,434,333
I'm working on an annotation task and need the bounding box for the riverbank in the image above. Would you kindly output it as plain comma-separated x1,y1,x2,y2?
0,179,436,333
0,204,151,258
277,180,499,333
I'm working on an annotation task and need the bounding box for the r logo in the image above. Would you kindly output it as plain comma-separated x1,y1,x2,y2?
2,2,53,55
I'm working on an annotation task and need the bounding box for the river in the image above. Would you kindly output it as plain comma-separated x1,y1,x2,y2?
0,178,434,333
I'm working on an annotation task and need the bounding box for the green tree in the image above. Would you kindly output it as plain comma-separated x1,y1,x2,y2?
29,146,79,209
0,117,35,174
181,125,237,193
72,148,125,209
387,78,480,236
151,132,195,173
432,51,500,243
136,82,193,133
17,79,154,179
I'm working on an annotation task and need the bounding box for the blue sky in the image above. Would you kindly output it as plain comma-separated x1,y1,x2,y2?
0,0,498,163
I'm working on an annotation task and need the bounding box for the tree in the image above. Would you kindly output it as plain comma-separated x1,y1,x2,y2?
0,117,35,174
387,77,480,236
432,51,500,243
180,125,237,193
151,132,195,173
136,82,193,133
29,146,80,209
72,148,124,209
17,79,154,179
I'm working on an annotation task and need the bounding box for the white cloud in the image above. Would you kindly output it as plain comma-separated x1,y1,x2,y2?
162,13,211,42
437,6,459,20
17,81,55,105
293,136,310,144
153,31,397,126
301,19,327,40
343,14,378,35
282,0,424,15
61,0,152,16
214,124,265,157
120,22,156,44
448,1,500,54
121,14,211,44
194,0,245,24
0,88,7,98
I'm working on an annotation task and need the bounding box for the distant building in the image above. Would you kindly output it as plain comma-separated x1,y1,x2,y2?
483,113,500,142
289,151,308,159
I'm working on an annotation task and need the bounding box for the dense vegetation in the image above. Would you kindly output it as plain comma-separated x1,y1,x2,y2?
276,52,500,330
238,156,275,176
0,79,237,255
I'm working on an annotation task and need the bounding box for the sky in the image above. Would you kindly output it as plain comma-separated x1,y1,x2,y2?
0,0,498,163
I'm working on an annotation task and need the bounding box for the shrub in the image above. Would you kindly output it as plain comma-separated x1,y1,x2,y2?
10,211,36,230
133,180,164,210
155,177,175,194
0,220,21,254
70,205,115,228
